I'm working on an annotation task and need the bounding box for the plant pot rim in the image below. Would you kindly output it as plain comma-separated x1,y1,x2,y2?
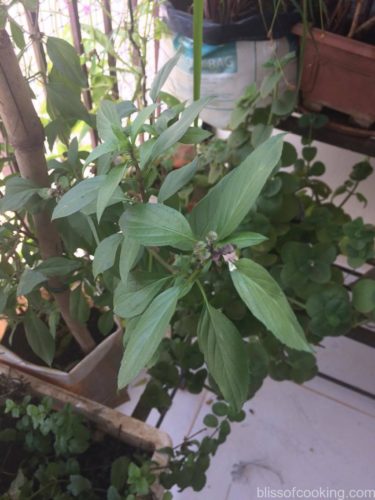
292,23,375,59
0,316,123,386
0,361,171,498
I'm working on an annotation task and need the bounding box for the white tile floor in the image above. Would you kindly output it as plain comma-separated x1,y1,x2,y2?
117,335,375,499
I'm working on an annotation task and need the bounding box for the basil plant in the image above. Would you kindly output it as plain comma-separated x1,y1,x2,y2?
47,63,310,412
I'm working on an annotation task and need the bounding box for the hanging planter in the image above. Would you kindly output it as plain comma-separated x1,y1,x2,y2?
293,23,375,128
159,0,299,129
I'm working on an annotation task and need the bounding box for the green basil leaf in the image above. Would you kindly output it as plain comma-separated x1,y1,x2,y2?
52,177,105,219
120,203,196,250
231,258,311,352
198,304,249,411
150,50,181,102
116,100,137,118
260,70,282,98
119,234,141,283
93,234,122,278
0,177,40,213
148,96,212,165
84,142,118,167
96,100,122,142
219,232,268,249
25,310,55,366
0,289,8,314
96,165,126,222
69,286,90,324
158,158,198,202
179,127,212,144
47,37,86,87
36,257,81,277
9,18,26,50
17,269,46,296
118,286,180,388
46,79,91,124
130,104,158,142
114,276,170,318
189,134,284,239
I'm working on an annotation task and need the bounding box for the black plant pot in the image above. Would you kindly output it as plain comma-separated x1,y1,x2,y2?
164,1,300,45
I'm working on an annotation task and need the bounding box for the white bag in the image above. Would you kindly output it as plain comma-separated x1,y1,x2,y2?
159,34,297,130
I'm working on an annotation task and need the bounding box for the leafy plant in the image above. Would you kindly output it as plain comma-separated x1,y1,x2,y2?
0,393,158,499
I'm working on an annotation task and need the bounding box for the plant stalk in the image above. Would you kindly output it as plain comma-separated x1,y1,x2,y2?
193,0,204,112
0,29,96,354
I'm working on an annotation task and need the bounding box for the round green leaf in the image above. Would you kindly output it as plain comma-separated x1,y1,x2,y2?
203,414,219,428
352,279,375,314
212,402,228,417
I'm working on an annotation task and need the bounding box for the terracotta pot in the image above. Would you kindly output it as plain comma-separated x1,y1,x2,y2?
0,362,171,499
292,24,375,127
0,319,128,407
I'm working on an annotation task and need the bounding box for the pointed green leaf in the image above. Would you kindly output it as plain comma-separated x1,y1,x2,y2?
130,104,158,142
0,6,8,29
118,286,180,388
0,289,8,314
24,311,55,366
219,232,268,249
96,100,122,142
179,127,212,144
119,234,141,283
120,203,196,250
52,177,105,219
149,96,212,163
93,234,122,278
150,50,181,102
190,135,284,239
47,37,86,87
81,186,124,215
231,258,310,352
260,71,282,99
158,158,198,202
0,177,40,213
46,79,92,124
116,100,137,118
69,286,90,324
114,275,170,318
17,269,46,296
36,257,81,277
197,304,249,411
9,18,26,50
97,165,126,222
84,141,118,167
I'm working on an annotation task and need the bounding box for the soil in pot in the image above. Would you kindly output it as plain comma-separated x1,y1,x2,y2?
0,374,155,498
1,309,116,371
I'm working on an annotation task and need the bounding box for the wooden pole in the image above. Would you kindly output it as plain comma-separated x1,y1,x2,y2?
0,29,96,354
66,0,98,147
24,7,48,87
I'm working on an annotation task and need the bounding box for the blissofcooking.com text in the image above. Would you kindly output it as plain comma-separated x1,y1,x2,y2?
256,487,375,499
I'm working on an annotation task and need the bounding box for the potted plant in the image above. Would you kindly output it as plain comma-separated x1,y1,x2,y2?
158,0,299,129
0,23,128,405
0,362,172,499
293,0,375,127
